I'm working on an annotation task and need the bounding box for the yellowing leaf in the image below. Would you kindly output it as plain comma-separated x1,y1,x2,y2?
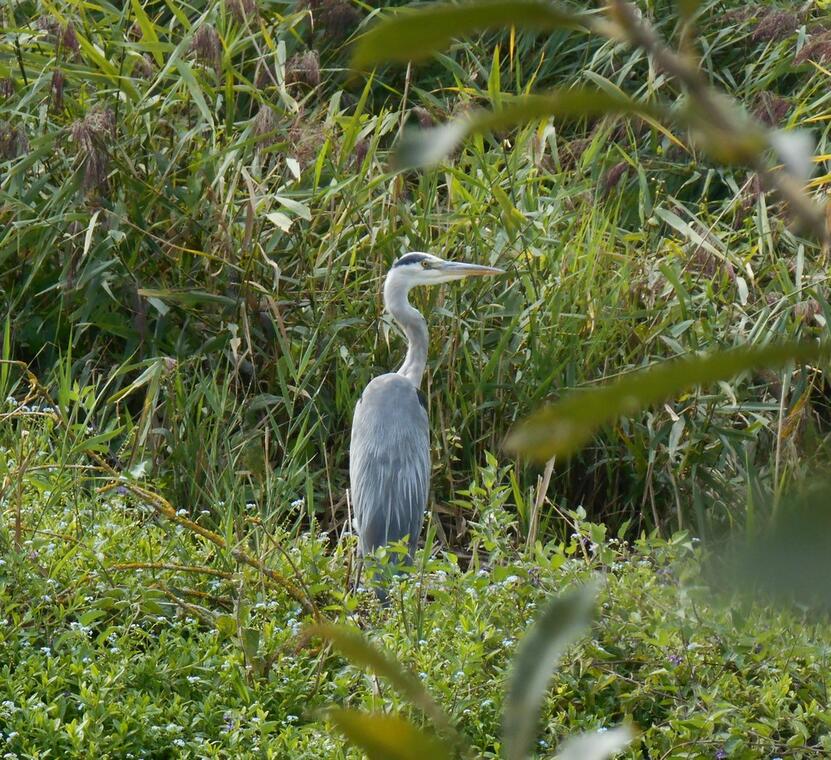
351,0,586,70
326,710,452,760
506,342,830,461
394,90,666,169
306,624,454,738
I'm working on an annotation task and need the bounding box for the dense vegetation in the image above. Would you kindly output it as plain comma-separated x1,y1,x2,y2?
2,422,830,757
2,0,831,756
4,0,831,535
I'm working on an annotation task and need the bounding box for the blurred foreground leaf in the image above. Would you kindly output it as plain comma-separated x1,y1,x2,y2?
503,583,596,760
506,342,829,461
325,709,452,760
351,0,586,69
394,91,665,169
555,726,635,760
732,481,831,613
306,624,456,738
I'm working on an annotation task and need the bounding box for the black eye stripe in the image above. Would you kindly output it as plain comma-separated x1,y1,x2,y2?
393,253,430,268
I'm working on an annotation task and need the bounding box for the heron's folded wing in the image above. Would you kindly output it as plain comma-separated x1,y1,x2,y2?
350,376,429,556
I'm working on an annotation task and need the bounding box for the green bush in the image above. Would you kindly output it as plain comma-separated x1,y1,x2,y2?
0,416,829,756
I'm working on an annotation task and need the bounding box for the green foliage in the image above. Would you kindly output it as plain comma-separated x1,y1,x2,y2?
507,341,831,460
324,710,453,760
503,584,599,760
731,479,831,612
393,91,667,169
311,583,632,760
3,0,831,535
351,0,587,69
3,0,831,755
0,416,829,756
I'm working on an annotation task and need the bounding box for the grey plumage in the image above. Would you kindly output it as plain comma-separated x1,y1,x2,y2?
349,252,504,564
350,373,429,557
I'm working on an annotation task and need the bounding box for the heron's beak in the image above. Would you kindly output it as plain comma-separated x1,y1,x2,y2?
438,261,505,278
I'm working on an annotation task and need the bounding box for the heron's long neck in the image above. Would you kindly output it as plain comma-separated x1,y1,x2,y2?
384,275,428,387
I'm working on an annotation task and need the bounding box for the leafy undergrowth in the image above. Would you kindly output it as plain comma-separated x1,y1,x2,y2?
1,424,830,758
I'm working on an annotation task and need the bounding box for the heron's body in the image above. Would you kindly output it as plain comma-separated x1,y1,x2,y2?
349,252,503,563
350,373,429,556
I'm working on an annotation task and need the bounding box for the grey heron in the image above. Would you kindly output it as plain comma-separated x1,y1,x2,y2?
349,252,504,568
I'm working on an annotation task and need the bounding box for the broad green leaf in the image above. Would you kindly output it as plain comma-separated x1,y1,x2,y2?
306,624,455,739
488,44,502,110
131,0,163,65
731,480,831,613
174,59,214,125
556,726,635,760
393,90,665,169
266,211,293,232
76,34,139,101
274,195,312,221
506,342,830,461
240,627,260,662
325,709,452,760
71,425,125,455
137,288,236,307
503,583,596,760
352,0,587,70
215,614,236,638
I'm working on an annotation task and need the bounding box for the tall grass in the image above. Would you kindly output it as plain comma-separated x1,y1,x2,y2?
2,0,830,544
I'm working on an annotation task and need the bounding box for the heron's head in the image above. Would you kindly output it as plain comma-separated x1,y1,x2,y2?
388,252,504,287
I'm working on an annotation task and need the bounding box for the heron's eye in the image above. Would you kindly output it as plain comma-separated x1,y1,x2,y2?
421,260,431,269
